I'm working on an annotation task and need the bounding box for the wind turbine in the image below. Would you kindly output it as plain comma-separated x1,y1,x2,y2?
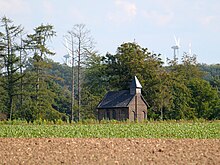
64,34,75,122
63,54,70,64
63,37,71,65
171,36,180,60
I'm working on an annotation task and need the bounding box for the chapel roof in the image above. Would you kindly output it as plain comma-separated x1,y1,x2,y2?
97,90,133,109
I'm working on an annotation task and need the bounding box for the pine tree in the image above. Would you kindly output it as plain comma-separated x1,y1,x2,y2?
0,16,24,120
22,24,63,121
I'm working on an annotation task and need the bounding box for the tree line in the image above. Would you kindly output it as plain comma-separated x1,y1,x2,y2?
0,16,219,122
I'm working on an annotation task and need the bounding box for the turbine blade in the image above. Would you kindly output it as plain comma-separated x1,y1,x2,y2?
65,37,72,56
174,35,177,44
189,42,192,55
177,38,180,47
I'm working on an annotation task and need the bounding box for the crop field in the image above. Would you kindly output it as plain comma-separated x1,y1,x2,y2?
0,121,219,138
1,121,220,164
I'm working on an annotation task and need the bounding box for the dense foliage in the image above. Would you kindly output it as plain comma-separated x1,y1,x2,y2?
0,16,220,122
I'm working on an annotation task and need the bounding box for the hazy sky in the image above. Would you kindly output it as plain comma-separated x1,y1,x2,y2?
0,0,220,64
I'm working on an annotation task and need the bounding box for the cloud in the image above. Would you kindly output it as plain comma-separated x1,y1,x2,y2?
0,0,30,15
142,10,174,26
115,0,137,17
43,0,54,16
200,16,215,25
68,8,86,23
199,15,220,31
108,0,137,23
192,1,220,31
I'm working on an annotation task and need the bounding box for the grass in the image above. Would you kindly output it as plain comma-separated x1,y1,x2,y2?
0,120,219,138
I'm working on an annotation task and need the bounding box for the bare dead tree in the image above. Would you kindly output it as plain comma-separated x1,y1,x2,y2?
67,24,94,121
64,33,75,123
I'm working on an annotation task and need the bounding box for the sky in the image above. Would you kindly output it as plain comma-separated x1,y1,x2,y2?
0,0,220,64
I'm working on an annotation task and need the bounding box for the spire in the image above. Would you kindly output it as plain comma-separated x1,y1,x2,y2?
130,76,142,95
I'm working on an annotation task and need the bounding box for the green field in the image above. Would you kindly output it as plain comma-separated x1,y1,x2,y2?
0,121,219,138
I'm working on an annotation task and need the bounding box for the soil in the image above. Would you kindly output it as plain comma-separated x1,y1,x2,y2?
0,138,219,165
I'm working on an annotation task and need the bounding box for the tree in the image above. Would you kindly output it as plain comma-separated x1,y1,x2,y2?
81,53,108,119
210,76,220,93
43,60,72,119
18,33,27,110
153,70,172,120
102,42,153,90
0,16,24,120
21,24,63,121
0,76,7,115
64,32,76,122
66,24,95,121
166,53,215,120
168,52,204,80
187,78,220,119
167,74,194,119
0,30,5,114
25,24,56,93
83,53,108,96
101,42,171,119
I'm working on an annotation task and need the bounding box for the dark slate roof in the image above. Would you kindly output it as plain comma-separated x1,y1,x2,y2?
97,90,134,109
130,76,142,89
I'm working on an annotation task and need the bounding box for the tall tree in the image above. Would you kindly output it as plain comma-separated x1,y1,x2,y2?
0,16,24,120
25,24,56,93
166,53,211,119
18,33,27,110
64,32,76,122
67,24,94,121
22,24,62,121
102,43,148,89
102,42,168,116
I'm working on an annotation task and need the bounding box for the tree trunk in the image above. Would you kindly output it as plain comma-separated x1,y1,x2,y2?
77,43,81,121
9,96,13,120
19,38,23,108
6,21,13,120
160,107,163,120
71,36,75,122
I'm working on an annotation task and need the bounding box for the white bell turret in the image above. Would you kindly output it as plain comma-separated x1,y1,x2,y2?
130,76,142,95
